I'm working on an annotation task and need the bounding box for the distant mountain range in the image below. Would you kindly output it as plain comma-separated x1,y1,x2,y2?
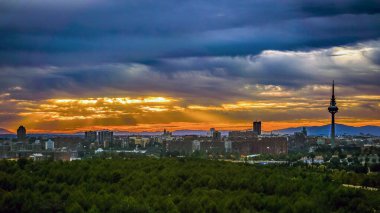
273,124,380,136
119,125,380,136
0,128,12,135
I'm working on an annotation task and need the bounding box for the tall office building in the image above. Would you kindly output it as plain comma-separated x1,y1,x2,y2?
85,131,97,142
17,125,26,141
212,131,222,142
253,121,262,135
302,127,307,136
163,129,172,136
45,139,54,150
209,128,216,137
98,130,113,146
328,81,338,147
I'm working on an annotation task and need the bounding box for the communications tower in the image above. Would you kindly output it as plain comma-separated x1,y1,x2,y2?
328,81,338,147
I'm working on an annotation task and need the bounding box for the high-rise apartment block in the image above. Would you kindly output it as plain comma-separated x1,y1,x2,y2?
85,131,97,142
253,121,262,135
17,125,26,141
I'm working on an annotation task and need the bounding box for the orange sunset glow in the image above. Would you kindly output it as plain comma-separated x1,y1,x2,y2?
2,91,380,133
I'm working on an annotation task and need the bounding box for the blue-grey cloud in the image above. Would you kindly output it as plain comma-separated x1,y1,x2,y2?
1,40,379,103
1,0,380,66
1,40,380,130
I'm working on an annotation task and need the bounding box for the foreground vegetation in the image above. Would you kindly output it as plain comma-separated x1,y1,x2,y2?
0,157,379,212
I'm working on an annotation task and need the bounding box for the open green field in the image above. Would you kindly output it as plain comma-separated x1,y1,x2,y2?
0,157,379,212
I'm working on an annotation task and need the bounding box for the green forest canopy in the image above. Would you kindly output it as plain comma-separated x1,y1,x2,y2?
0,157,379,213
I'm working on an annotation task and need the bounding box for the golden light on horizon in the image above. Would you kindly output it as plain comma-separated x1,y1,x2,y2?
0,92,378,133
140,106,169,112
51,96,176,105
353,95,380,100
188,101,310,111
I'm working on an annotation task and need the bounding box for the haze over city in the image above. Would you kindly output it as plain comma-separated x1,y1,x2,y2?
1,0,380,133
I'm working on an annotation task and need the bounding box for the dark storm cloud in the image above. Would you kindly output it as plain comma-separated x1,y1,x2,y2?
1,40,379,105
0,0,379,110
1,0,380,66
0,64,246,105
301,0,380,16
153,40,380,90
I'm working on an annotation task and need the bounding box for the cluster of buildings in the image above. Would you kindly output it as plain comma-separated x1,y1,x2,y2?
84,130,113,148
0,126,83,160
0,121,289,160
161,121,287,156
81,121,288,156
1,122,379,162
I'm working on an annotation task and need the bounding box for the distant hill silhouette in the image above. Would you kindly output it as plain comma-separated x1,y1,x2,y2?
0,128,12,135
273,124,380,136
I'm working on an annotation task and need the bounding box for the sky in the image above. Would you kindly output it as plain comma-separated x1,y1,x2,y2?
1,0,380,133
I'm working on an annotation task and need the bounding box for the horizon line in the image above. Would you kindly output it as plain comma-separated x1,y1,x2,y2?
2,123,380,135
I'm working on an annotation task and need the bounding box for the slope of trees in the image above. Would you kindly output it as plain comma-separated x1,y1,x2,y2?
0,157,379,212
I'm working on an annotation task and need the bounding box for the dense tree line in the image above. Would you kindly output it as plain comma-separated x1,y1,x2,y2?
0,157,379,212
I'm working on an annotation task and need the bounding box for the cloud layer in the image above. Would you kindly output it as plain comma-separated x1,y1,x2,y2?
1,0,380,66
0,0,380,132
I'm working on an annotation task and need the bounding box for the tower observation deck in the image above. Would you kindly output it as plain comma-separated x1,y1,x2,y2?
328,81,338,147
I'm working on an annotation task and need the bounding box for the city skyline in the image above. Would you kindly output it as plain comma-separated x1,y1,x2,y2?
1,1,380,133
